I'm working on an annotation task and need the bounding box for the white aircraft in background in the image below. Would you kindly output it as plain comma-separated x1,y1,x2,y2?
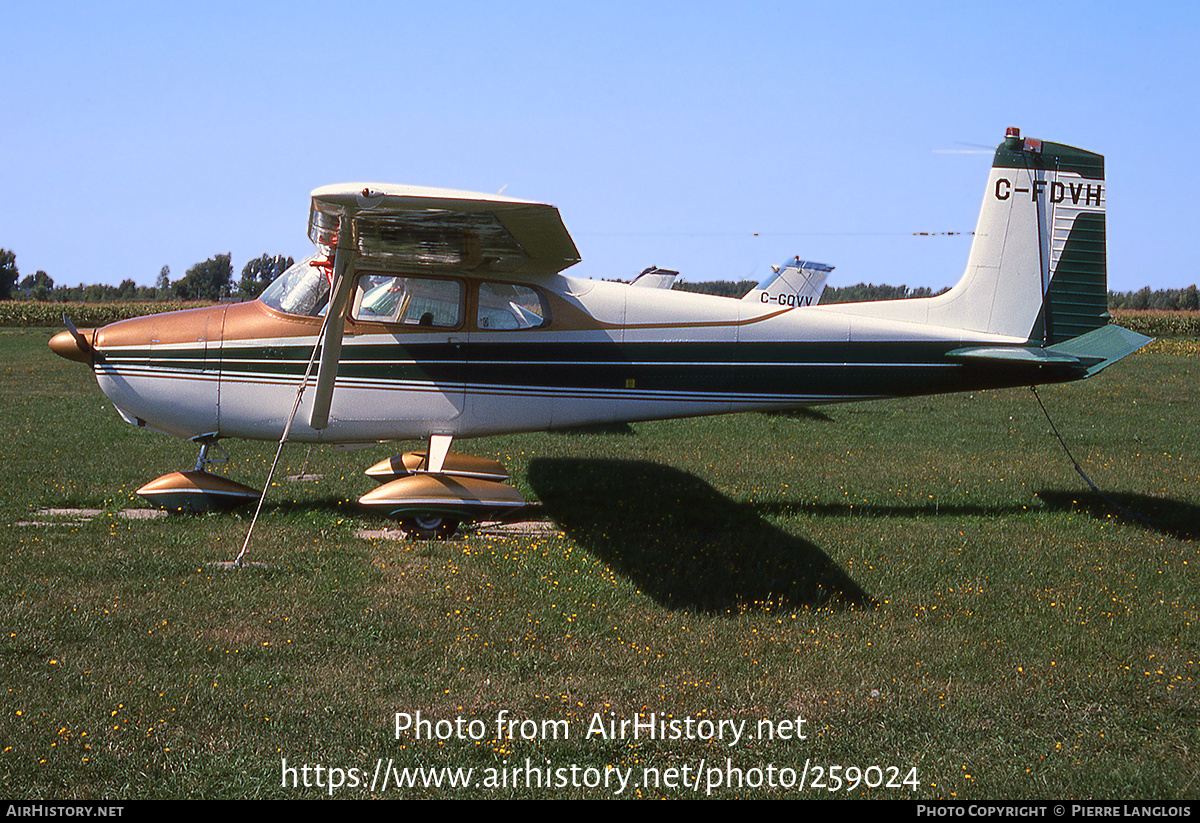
51,127,1148,538
630,266,679,289
743,258,830,307
631,258,830,308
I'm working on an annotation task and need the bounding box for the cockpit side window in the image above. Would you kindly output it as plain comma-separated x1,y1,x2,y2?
477,282,548,330
352,274,463,328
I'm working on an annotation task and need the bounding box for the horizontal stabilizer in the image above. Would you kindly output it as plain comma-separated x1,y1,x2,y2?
946,346,1083,366
947,325,1152,378
1045,324,1153,377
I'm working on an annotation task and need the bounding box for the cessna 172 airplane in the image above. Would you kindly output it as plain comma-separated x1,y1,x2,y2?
49,127,1149,538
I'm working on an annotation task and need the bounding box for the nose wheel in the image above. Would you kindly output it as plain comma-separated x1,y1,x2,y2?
136,439,260,513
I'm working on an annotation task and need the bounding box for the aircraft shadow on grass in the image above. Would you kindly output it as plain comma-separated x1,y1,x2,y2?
551,409,834,433
1036,490,1200,541
526,458,874,614
754,500,1034,519
549,422,638,436
760,407,835,423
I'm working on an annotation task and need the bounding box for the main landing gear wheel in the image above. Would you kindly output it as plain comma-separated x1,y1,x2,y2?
400,514,460,540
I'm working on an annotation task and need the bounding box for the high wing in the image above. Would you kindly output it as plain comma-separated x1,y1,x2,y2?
308,184,581,276
305,184,581,429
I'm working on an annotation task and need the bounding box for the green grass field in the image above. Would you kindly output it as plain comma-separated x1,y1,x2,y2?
1,328,1196,799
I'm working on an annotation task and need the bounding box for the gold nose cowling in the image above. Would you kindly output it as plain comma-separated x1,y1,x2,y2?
49,329,94,364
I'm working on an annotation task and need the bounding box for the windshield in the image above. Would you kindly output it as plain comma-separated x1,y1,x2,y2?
259,255,330,317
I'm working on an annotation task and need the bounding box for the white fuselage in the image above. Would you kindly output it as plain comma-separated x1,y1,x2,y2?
92,274,1023,445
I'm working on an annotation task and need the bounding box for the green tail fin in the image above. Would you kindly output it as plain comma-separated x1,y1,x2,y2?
988,131,1109,344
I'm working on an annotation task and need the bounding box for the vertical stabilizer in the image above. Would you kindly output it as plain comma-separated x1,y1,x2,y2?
631,266,680,289
940,128,1107,343
743,257,831,308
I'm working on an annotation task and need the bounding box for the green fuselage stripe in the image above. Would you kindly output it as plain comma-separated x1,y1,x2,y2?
98,339,1081,402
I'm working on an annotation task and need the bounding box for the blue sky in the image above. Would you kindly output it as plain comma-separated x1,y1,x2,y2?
3,1,1196,293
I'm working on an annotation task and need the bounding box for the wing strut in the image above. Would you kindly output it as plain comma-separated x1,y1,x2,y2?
309,223,357,429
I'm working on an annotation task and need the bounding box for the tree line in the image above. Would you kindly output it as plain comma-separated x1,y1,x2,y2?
674,280,949,302
1108,286,1199,311
2,248,1197,310
0,249,293,303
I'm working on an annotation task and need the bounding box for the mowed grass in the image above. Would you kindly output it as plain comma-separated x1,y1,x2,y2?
1,329,1196,799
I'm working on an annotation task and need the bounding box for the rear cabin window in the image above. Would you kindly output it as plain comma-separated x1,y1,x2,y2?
353,274,463,328
477,282,548,330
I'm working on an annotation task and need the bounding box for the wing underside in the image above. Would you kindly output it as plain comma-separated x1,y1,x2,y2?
308,184,581,276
